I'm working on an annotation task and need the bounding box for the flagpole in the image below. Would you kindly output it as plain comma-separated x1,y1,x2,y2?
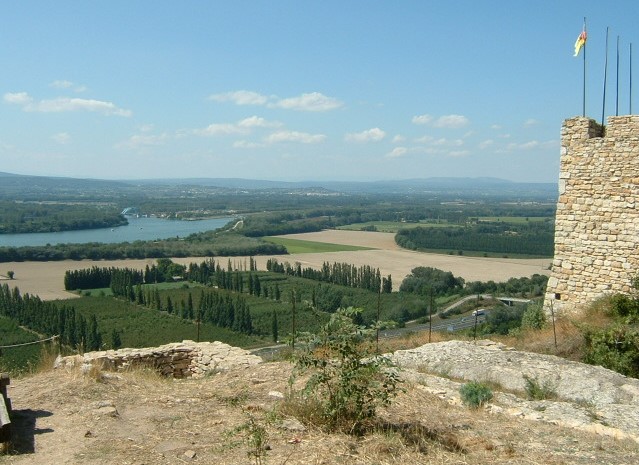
630,43,633,114
582,17,587,117
602,27,609,125
616,36,620,116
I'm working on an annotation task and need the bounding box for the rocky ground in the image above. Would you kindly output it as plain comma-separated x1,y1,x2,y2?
1,340,638,465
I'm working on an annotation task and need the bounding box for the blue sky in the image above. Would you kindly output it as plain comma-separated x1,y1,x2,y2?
1,1,637,183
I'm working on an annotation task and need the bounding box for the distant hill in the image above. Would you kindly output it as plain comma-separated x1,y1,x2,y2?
129,176,557,197
0,172,557,199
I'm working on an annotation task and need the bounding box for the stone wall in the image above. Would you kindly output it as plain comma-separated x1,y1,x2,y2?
544,115,639,313
54,340,262,379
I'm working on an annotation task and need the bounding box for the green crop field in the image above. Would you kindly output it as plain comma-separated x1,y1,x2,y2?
476,216,551,223
67,294,264,349
263,237,373,253
337,220,456,233
0,316,49,374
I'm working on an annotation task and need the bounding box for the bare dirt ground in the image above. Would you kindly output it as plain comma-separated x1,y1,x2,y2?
2,360,637,465
0,230,551,301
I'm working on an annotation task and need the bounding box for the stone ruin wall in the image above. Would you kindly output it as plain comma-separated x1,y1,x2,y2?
544,115,639,314
54,340,262,378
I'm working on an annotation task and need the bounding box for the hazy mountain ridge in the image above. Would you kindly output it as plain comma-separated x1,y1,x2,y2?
0,172,557,198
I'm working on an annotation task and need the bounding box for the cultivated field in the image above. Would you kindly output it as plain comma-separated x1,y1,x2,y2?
0,230,551,301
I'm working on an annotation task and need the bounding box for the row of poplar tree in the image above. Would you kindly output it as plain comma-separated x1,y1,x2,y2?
0,283,107,352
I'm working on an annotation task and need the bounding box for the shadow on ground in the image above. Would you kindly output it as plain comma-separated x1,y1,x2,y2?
7,409,53,454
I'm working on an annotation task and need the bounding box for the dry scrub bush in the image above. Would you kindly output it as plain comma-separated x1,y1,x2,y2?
284,307,402,435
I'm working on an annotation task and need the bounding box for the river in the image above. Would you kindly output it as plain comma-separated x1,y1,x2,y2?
0,216,236,247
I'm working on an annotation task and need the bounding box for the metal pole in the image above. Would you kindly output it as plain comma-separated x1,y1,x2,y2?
630,43,633,114
376,290,381,353
583,17,587,117
616,36,620,116
602,27,609,125
428,288,433,343
550,299,557,350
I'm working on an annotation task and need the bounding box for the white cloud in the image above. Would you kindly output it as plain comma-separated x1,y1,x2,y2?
508,140,540,150
412,114,433,125
237,116,282,128
434,114,469,128
266,130,326,144
392,134,405,143
4,92,131,117
233,140,263,149
35,98,132,116
345,127,386,143
386,147,408,158
414,135,433,144
116,133,170,149
52,132,71,144
49,80,86,92
208,90,269,106
273,92,343,112
196,122,247,136
447,150,470,158
195,116,281,136
479,139,494,149
3,92,33,105
491,124,502,130
524,118,540,127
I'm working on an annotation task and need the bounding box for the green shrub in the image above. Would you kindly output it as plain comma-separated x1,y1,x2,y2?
286,307,401,435
459,381,493,408
609,294,639,321
523,374,557,400
521,302,547,330
583,325,639,377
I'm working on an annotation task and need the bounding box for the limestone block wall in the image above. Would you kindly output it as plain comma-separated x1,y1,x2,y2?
55,340,262,379
544,116,639,313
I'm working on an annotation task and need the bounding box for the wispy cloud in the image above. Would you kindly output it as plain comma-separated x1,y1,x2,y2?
50,80,87,92
265,130,326,144
524,118,540,127
52,132,71,144
392,134,405,143
345,127,386,143
208,90,269,105
4,92,131,117
116,132,170,150
478,139,494,149
194,116,281,136
412,113,469,128
272,92,343,112
433,114,469,128
386,147,408,158
412,114,433,125
210,90,343,112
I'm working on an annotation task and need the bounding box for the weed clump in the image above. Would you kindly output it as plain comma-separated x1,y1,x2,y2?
284,307,401,435
459,381,493,408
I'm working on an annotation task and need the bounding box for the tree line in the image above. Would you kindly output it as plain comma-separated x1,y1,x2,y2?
265,258,392,293
0,201,127,234
395,221,554,257
0,283,103,352
0,231,286,262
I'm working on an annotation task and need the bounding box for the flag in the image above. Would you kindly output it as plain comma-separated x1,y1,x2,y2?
574,28,587,56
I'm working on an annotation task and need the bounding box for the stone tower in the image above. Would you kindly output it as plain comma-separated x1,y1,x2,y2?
544,115,639,314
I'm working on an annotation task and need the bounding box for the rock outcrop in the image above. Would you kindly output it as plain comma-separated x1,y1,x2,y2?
390,340,639,442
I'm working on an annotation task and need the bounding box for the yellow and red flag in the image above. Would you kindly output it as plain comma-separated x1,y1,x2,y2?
574,27,587,56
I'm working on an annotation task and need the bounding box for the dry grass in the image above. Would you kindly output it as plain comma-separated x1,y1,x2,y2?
5,356,639,464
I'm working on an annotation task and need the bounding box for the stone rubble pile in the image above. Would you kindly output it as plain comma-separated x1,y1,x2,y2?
54,340,262,378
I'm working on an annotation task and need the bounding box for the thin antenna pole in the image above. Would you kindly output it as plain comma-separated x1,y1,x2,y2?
616,36,620,116
631,43,633,114
602,27,609,125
